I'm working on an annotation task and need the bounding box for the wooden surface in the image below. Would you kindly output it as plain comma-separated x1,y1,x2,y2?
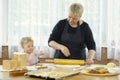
80,72,119,77
101,47,108,64
2,46,9,60
0,71,120,80
0,63,120,80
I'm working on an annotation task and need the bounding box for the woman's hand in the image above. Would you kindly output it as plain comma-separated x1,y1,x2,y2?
86,58,94,64
60,46,70,57
86,50,95,64
49,41,70,57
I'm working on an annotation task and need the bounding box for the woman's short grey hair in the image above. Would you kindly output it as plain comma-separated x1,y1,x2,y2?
69,3,84,17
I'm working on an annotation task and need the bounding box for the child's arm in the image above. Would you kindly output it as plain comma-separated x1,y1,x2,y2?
37,50,49,58
26,62,33,66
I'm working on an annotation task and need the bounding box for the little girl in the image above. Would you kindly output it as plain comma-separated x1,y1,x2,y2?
20,37,49,66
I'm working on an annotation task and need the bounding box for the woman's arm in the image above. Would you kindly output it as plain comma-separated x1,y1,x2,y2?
84,23,96,64
86,49,95,64
48,20,66,43
88,50,95,60
49,41,70,57
48,19,70,57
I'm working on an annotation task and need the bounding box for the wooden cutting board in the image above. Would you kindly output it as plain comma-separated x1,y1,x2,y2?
80,72,119,76
9,70,28,76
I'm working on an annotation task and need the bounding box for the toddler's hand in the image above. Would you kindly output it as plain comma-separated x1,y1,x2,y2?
40,50,48,55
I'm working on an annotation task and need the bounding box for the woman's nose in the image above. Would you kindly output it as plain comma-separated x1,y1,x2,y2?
69,18,74,21
69,18,74,23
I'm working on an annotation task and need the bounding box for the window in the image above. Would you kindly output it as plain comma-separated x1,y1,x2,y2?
0,0,120,60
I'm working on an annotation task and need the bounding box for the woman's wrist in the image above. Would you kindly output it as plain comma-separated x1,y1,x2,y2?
87,50,95,60
86,58,94,64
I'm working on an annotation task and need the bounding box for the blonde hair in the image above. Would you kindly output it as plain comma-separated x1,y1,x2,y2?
20,37,33,48
69,3,84,17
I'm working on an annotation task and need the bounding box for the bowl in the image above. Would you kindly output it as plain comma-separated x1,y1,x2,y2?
107,67,120,73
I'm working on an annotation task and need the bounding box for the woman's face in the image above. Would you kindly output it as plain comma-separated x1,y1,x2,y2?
67,12,80,28
23,41,34,54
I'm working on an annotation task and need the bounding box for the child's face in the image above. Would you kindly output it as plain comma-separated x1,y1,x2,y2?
23,41,34,54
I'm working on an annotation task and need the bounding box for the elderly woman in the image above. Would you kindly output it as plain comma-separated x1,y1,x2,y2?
48,3,96,64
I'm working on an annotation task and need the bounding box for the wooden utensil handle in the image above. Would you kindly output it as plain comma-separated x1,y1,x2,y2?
45,59,54,63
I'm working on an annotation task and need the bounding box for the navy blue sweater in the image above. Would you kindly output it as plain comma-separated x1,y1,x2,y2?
48,19,96,51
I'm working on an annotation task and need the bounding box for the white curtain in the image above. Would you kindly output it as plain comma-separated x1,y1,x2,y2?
107,0,120,60
0,0,4,58
0,0,120,60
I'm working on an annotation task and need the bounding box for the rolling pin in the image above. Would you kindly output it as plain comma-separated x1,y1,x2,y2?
45,59,85,65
